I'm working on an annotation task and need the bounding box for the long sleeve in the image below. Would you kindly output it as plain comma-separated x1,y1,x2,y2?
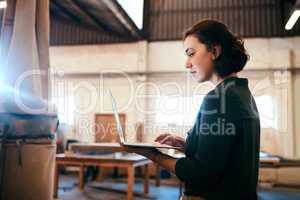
175,93,236,186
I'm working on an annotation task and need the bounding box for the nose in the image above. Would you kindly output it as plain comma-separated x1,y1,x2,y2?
185,59,192,69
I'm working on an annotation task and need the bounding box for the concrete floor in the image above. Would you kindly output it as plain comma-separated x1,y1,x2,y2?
57,174,300,200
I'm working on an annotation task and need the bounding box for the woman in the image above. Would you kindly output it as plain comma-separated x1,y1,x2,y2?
124,20,260,200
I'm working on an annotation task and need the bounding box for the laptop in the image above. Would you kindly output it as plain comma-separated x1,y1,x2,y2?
108,90,181,149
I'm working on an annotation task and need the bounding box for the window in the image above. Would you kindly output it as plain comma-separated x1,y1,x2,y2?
155,95,204,127
52,96,74,125
154,95,275,129
254,95,275,128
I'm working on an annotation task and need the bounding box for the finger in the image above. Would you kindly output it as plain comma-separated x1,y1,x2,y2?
159,135,173,144
161,140,173,146
155,134,168,141
155,133,170,142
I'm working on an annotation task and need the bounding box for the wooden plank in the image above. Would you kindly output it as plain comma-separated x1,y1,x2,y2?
94,113,126,143
70,142,124,153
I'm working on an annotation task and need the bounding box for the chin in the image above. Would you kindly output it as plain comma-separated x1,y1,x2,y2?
197,75,210,83
190,72,210,83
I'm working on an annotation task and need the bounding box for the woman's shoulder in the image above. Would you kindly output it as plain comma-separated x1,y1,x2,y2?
206,77,250,100
202,77,256,118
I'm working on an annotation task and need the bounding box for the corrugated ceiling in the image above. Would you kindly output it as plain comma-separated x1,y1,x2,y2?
0,0,299,45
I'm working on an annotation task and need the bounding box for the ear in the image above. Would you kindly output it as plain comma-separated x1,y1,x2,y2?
212,45,222,60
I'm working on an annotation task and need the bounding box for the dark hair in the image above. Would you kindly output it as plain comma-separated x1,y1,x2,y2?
184,19,249,77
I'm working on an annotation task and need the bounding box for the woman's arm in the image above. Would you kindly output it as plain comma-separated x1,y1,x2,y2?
123,146,178,173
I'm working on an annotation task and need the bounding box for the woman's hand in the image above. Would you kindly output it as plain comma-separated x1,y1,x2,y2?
155,133,186,152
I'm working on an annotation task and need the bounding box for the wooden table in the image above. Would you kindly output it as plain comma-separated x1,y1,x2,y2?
70,142,126,153
54,153,151,200
259,155,300,187
70,142,161,186
260,156,281,167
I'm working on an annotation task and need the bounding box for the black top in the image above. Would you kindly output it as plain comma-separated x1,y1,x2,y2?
175,77,260,200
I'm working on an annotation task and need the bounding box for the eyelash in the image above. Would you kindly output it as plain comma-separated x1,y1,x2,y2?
187,52,195,57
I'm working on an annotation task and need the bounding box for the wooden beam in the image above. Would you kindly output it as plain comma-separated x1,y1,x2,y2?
71,0,114,32
51,0,83,24
142,0,150,39
50,1,76,22
102,0,144,39
62,0,102,28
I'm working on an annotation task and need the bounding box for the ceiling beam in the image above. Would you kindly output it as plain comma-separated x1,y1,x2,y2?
63,0,102,28
51,0,83,24
142,0,150,39
50,0,139,40
71,0,115,33
50,1,77,22
52,0,115,33
102,0,144,40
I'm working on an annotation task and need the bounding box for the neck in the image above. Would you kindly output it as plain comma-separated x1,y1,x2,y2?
210,73,237,85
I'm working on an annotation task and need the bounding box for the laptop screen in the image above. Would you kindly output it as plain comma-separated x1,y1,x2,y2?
108,90,125,144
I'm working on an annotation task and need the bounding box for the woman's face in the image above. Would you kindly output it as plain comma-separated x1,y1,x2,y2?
183,35,215,83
